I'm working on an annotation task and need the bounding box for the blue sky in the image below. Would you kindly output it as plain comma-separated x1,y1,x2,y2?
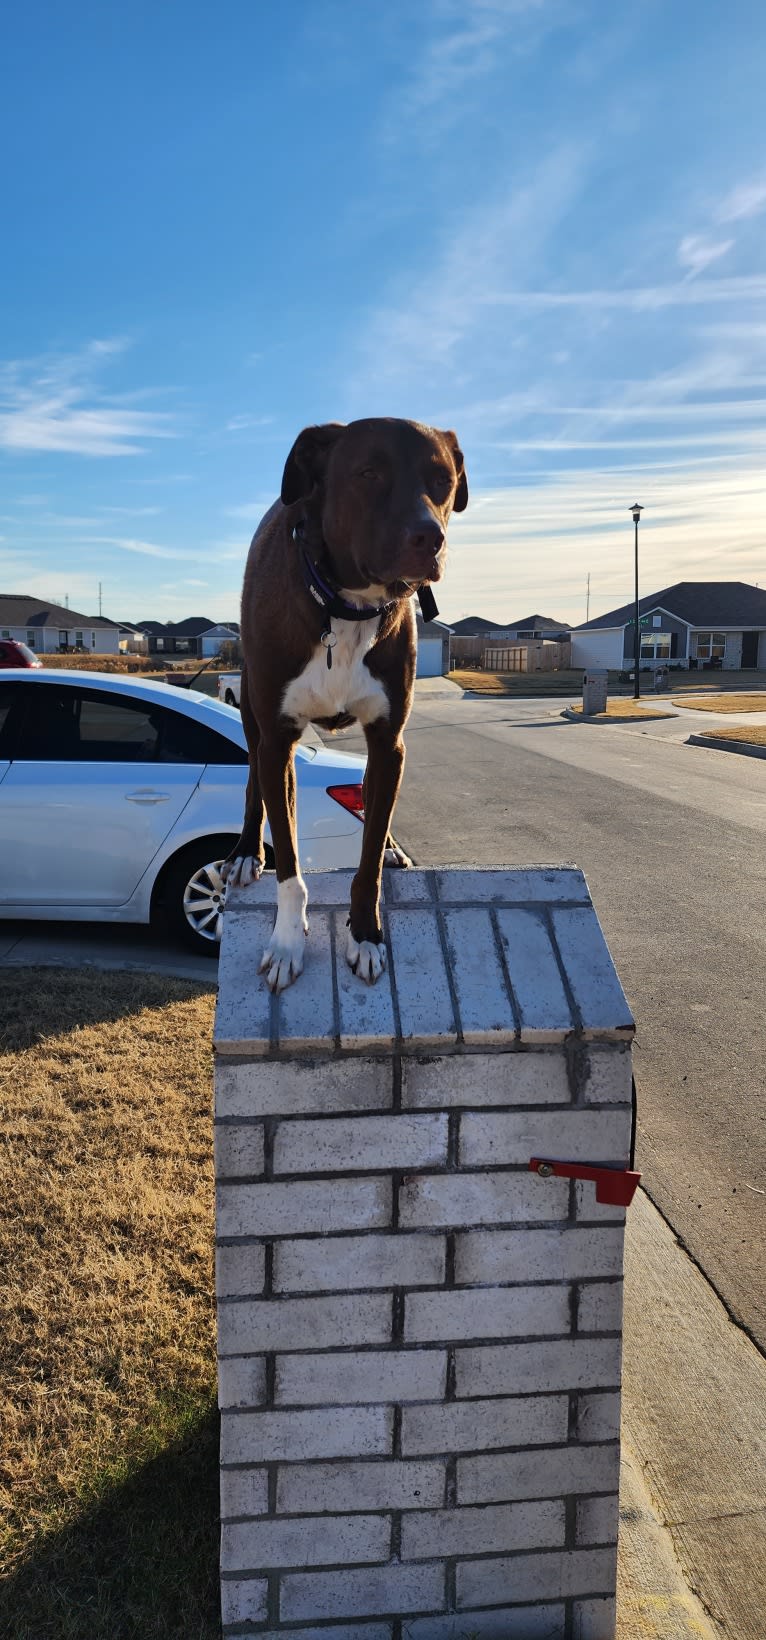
2,0,765,627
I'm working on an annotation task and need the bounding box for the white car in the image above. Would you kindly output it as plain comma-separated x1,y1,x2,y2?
0,670,365,955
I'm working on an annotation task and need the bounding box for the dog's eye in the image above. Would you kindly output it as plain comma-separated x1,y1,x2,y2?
358,468,380,481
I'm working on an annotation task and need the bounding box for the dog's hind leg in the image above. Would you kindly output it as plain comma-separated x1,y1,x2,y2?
257,727,308,992
221,669,267,887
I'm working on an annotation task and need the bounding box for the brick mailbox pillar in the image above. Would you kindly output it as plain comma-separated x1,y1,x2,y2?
214,867,635,1640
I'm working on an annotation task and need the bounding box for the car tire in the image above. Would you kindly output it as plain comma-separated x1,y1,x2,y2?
224,689,237,706
160,837,274,957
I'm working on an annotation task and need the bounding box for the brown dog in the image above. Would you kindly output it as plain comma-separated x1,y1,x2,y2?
222,417,468,991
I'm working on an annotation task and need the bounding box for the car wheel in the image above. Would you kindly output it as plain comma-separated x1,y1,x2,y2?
160,838,273,956
224,689,237,705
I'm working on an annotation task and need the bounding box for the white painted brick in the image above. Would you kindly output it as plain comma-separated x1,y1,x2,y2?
276,1349,447,1406
441,908,516,1045
401,1498,565,1560
401,1394,569,1456
583,1047,632,1105
576,1494,620,1546
216,1055,393,1118
219,1466,268,1520
274,1232,446,1293
214,910,274,1053
460,1109,631,1168
574,1181,626,1225
401,1050,572,1108
455,1226,624,1285
217,1355,267,1409
578,1281,623,1333
280,1562,445,1621
216,1242,265,1298
434,867,590,903
221,1512,390,1571
220,1575,268,1626
386,909,458,1047
496,907,574,1041
255,1628,391,1640
214,1123,265,1178
334,916,398,1050
277,1459,446,1513
403,1608,565,1640
551,907,634,1039
220,1405,392,1463
399,1171,569,1228
573,1595,617,1638
274,1113,448,1174
456,1547,618,1609
577,1391,621,1442
455,1338,622,1398
217,1177,391,1238
275,911,336,1051
218,1292,392,1356
404,1284,570,1343
458,1442,621,1505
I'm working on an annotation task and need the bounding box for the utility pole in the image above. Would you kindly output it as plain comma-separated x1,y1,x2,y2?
630,505,643,700
65,593,69,609
98,581,103,617
585,572,590,624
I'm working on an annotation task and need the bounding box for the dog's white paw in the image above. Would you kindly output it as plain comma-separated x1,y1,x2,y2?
384,843,412,869
221,854,263,888
260,875,309,992
346,929,387,985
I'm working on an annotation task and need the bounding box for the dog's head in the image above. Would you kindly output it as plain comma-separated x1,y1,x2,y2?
280,417,468,593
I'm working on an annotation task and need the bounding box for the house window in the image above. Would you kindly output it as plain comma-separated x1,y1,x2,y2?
58,630,69,646
652,615,661,628
174,638,193,653
695,632,726,660
640,633,672,660
75,630,84,647
155,638,165,650
91,632,96,648
27,631,36,648
1,630,9,639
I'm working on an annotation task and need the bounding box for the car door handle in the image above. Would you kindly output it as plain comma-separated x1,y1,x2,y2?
125,789,171,804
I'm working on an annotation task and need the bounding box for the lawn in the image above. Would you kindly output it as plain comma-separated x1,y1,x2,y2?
567,701,675,722
698,725,766,746
674,693,766,712
0,969,220,1640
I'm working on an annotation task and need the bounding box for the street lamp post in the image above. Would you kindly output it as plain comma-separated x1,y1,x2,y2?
630,504,643,700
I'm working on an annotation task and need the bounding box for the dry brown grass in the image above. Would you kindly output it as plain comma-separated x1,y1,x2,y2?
567,701,675,722
698,725,766,746
0,969,219,1639
675,693,766,713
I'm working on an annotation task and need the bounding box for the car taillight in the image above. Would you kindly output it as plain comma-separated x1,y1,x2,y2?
326,784,365,821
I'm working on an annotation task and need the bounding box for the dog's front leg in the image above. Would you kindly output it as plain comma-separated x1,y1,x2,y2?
257,730,308,992
347,722,406,984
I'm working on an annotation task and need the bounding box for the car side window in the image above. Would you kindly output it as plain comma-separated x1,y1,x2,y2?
0,685,17,756
18,687,160,762
158,706,248,765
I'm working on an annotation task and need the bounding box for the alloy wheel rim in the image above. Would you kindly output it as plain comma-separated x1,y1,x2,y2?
183,859,226,942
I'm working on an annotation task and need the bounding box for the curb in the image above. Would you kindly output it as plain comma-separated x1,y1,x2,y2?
687,732,766,759
561,707,677,725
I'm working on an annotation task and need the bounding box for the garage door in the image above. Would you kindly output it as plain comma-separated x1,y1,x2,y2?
417,639,443,678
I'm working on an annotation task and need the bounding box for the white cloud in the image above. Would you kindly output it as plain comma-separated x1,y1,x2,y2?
677,234,733,278
225,414,274,433
486,275,766,309
716,175,766,224
0,340,178,456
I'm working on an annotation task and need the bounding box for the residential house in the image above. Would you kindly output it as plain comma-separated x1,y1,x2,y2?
415,613,453,676
136,616,240,658
571,582,766,672
0,594,121,654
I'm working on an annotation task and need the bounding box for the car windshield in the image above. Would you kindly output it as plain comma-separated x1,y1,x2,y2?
16,643,37,663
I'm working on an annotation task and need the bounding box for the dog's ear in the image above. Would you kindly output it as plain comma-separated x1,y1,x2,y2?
281,423,346,506
440,429,469,512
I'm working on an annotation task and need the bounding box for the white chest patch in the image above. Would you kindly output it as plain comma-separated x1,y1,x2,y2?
281,617,390,728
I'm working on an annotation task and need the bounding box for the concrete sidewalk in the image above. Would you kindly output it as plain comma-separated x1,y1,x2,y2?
2,927,763,1637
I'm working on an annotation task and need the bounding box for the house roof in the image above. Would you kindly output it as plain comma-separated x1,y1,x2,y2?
450,616,508,636
504,613,571,632
0,594,120,630
415,614,453,636
135,616,239,638
576,581,766,632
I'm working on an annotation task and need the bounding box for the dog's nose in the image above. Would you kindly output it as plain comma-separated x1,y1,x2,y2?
405,521,445,557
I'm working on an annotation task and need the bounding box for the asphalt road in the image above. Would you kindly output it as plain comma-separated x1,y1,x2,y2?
328,689,766,1354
